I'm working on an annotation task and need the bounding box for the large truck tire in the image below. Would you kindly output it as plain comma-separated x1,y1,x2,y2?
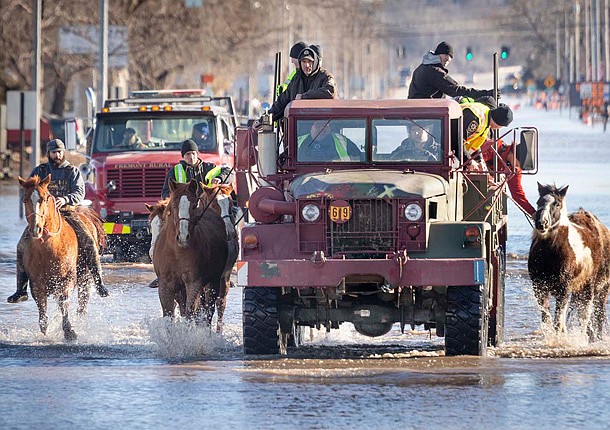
445,283,489,356
243,287,284,355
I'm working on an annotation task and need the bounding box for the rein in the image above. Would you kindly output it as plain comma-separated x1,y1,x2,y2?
192,166,236,226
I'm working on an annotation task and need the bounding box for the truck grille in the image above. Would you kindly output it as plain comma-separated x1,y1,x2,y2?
327,199,397,258
107,168,167,199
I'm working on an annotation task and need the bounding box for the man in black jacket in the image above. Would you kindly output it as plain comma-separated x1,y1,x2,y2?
408,41,494,100
255,47,337,126
8,139,108,303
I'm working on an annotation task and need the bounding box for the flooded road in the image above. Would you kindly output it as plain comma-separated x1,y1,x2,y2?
2,103,610,429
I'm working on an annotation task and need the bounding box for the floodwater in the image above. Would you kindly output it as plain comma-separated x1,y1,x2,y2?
2,102,610,429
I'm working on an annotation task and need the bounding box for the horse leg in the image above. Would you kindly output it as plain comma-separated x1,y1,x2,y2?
71,217,108,297
591,284,610,341
553,291,570,334
215,276,230,334
158,279,177,319
31,282,48,335
76,266,92,316
185,281,203,322
176,281,187,317
58,292,77,342
533,284,552,329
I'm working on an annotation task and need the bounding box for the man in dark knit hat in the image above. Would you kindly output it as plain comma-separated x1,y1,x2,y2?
408,41,495,100
276,41,309,97
8,139,109,303
161,139,232,199
461,100,514,156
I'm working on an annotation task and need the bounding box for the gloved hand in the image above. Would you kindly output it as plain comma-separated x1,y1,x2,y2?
55,196,67,208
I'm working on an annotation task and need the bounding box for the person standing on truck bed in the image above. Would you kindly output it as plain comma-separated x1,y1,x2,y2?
276,41,309,97
254,47,337,127
7,139,109,303
408,41,495,100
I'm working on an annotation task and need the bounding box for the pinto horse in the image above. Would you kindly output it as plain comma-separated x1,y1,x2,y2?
152,179,229,329
19,175,105,341
528,183,610,340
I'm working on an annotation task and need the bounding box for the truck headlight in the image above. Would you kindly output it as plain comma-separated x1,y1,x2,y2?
301,203,320,222
404,203,423,221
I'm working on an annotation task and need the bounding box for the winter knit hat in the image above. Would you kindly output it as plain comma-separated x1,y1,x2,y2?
181,139,199,156
490,103,513,127
290,41,308,59
46,139,66,153
309,44,322,59
433,41,454,58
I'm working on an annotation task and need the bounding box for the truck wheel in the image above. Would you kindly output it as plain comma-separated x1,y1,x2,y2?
243,287,285,355
445,283,489,356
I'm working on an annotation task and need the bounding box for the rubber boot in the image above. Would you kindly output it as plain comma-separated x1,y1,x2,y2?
7,271,29,303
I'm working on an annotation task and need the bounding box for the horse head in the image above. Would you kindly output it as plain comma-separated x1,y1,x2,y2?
168,178,200,247
200,183,234,219
18,174,58,240
534,182,568,235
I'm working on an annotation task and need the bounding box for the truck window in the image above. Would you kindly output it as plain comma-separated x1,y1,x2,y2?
94,116,218,153
372,118,442,163
296,119,365,163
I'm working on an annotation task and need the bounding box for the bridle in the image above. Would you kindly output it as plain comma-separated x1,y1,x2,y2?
25,193,62,240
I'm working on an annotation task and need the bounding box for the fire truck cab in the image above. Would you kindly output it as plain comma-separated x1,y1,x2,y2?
71,89,237,261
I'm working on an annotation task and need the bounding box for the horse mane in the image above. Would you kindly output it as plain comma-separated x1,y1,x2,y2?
146,198,170,222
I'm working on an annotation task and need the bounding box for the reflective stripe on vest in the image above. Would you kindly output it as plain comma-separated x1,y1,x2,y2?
173,164,187,183
276,69,297,97
205,165,222,186
463,102,491,154
297,133,350,161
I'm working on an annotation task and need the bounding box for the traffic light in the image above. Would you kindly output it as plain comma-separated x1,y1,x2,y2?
466,47,473,61
501,45,510,60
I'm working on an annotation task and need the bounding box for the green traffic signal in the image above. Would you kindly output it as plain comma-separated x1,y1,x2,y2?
466,48,473,61
501,45,510,59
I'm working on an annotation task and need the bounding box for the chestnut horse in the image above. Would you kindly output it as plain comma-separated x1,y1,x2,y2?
528,183,610,340
19,175,105,341
152,179,229,330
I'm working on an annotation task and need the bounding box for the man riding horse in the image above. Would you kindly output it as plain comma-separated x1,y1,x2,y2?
7,139,109,303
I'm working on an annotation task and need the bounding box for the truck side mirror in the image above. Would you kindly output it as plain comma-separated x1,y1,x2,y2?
65,119,78,151
517,128,538,174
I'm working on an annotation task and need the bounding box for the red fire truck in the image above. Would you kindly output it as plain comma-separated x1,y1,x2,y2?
67,90,237,261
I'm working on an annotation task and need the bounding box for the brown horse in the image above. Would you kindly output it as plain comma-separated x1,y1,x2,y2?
152,179,229,330
528,183,610,340
19,175,105,341
200,184,239,333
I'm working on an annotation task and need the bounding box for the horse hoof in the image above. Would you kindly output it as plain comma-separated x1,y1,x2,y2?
7,292,28,303
96,284,109,297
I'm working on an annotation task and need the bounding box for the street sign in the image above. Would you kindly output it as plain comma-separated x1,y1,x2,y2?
6,91,36,130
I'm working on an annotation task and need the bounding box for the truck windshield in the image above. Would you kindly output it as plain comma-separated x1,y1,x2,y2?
295,118,442,163
372,118,442,163
94,115,217,154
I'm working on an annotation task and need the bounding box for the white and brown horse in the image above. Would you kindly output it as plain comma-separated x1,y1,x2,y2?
151,179,229,330
528,183,610,339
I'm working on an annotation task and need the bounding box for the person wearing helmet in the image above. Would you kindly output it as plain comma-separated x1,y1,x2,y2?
8,139,109,303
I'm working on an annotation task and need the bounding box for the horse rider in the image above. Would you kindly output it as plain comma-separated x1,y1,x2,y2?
149,139,234,288
8,139,109,303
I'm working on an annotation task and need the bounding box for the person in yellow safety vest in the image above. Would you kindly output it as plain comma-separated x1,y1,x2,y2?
276,41,309,97
161,139,233,199
461,101,513,156
297,120,362,162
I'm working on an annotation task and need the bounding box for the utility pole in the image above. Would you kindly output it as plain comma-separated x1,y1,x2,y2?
32,0,42,171
575,1,581,82
556,17,561,81
585,0,591,81
606,0,610,82
98,0,108,110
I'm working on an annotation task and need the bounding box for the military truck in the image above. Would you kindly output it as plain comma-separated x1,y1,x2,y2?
67,89,237,261
235,98,537,356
